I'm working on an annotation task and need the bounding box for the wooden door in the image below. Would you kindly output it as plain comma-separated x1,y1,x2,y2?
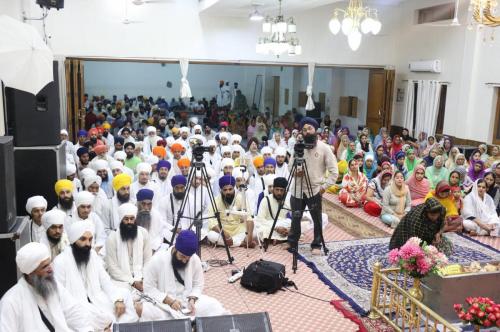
272,76,280,119
65,59,85,141
366,68,395,135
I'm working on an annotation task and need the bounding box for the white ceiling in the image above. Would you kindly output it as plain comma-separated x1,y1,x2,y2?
199,0,405,17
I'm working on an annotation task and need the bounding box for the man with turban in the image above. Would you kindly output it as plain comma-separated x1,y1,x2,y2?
40,209,70,259
92,159,114,198
220,145,232,159
109,135,125,156
135,189,167,252
249,155,266,195
24,195,48,243
218,132,230,153
274,147,290,179
256,177,292,243
70,191,106,253
131,162,160,205
53,179,76,221
207,175,256,248
84,174,113,232
0,242,91,332
152,160,172,198
169,142,186,175
285,117,339,255
76,147,90,172
124,142,142,173
261,146,273,160
143,230,227,320
203,140,220,173
264,157,276,175
204,125,216,141
177,127,190,147
177,157,191,177
102,122,114,148
233,167,257,217
213,157,234,197
74,129,88,151
53,221,139,330
109,173,133,234
152,146,167,160
143,126,160,155
160,175,195,239
105,203,152,291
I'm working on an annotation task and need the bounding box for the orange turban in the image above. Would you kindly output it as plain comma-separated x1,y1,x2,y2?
152,146,167,158
93,145,107,155
88,128,98,136
253,156,264,168
177,158,191,168
171,143,185,153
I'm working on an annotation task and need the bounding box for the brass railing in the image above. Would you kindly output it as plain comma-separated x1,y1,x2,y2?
368,262,459,332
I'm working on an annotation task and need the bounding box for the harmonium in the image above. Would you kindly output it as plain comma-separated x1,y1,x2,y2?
422,261,500,322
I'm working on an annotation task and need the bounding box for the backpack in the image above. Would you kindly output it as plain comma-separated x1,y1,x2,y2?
240,259,293,294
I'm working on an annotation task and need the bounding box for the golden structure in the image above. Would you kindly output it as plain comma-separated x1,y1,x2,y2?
472,0,500,27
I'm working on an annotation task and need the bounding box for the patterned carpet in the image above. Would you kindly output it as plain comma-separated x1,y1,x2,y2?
297,233,500,315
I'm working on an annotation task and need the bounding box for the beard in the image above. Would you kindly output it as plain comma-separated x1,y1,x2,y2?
71,243,91,267
277,161,284,167
90,137,97,144
58,196,74,210
136,210,151,231
100,173,109,182
222,193,235,205
31,273,58,300
120,222,138,241
116,191,130,203
126,151,134,159
273,193,284,202
47,232,61,245
173,191,185,200
304,133,317,146
172,250,187,269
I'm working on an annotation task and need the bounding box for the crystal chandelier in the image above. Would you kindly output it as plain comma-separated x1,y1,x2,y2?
255,0,302,57
467,0,500,43
328,0,382,51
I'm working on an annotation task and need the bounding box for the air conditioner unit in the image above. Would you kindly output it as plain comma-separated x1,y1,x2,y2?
409,60,441,73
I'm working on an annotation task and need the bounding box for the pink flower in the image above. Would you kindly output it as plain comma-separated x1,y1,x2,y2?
388,249,400,264
416,256,431,274
425,245,438,255
399,243,423,260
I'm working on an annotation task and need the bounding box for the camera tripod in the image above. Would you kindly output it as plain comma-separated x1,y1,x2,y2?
264,151,328,273
169,158,234,264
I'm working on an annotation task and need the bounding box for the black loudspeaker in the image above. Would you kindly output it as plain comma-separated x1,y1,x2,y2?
0,136,17,233
5,61,60,147
196,312,273,332
36,0,64,10
14,143,66,214
0,234,21,297
112,318,191,332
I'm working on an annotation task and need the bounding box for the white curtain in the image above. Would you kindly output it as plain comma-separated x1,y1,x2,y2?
305,62,315,110
179,58,192,99
402,80,416,135
415,80,441,137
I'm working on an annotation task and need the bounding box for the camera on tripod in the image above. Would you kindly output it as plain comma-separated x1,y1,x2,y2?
192,142,210,162
293,138,314,157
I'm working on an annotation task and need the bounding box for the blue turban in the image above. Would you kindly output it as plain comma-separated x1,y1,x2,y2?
395,150,406,160
171,175,187,187
175,230,198,256
136,189,154,201
299,117,319,130
219,175,236,189
114,136,124,145
77,129,87,137
157,160,171,171
77,147,89,157
264,157,276,167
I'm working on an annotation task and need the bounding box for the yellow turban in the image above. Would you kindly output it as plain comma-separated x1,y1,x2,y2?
112,173,132,191
338,159,348,175
253,156,264,168
102,122,111,130
54,179,73,195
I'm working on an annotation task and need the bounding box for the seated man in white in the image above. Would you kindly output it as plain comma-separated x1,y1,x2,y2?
0,242,91,332
143,230,227,320
53,221,139,330
105,203,152,291
255,177,292,244
135,188,167,252
70,191,106,253
130,162,160,205
84,174,113,231
40,209,70,260
24,195,48,243
233,167,257,216
109,173,134,234
160,175,195,239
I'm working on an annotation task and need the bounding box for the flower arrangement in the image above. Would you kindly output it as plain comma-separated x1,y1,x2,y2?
388,237,448,278
454,297,500,329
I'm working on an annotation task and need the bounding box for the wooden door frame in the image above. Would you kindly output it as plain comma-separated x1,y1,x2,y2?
65,59,85,141
492,88,500,145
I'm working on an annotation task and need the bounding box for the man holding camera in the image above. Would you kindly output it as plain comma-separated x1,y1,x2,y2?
285,117,338,255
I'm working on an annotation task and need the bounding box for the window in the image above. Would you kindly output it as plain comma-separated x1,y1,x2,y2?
417,3,455,24
493,88,500,144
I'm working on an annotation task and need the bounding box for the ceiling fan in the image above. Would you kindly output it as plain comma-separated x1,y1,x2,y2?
132,0,173,5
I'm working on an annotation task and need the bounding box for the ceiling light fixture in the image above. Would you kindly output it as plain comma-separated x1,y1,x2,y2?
249,5,264,21
328,0,382,51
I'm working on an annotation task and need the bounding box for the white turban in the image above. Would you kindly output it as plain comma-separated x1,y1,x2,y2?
232,168,249,181
166,137,175,147
230,134,242,144
221,158,234,170
190,117,199,125
92,159,108,172
263,174,276,188
68,220,94,244
66,163,77,176
136,162,152,175
114,151,127,161
41,209,66,229
231,145,244,155
109,160,124,171
275,147,287,157
191,134,205,145
80,168,96,180
219,132,229,140
118,203,138,222
180,127,189,134
16,242,50,274
25,196,47,215
146,155,159,166
83,174,102,189
221,146,231,155
75,191,94,207
207,140,217,147
146,126,156,135
159,118,167,126
261,146,273,155
60,129,68,136
193,124,202,132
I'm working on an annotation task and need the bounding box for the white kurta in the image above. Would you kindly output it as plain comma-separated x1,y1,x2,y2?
159,193,195,234
0,277,92,332
26,218,45,243
69,212,107,249
255,195,291,241
143,247,226,319
130,180,161,206
39,232,70,260
53,247,138,330
104,226,152,288
275,163,290,179
109,196,137,235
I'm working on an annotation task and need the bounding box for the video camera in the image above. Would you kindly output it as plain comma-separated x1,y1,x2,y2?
192,142,211,162
293,137,315,157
